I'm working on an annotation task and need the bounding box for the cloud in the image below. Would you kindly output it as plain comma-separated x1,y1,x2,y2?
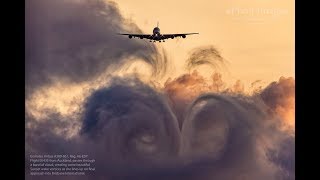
267,135,295,180
25,0,168,96
260,77,295,129
164,70,214,128
80,77,181,169
185,45,227,71
26,76,294,180
163,71,294,179
26,77,182,180
163,70,247,128
179,94,290,180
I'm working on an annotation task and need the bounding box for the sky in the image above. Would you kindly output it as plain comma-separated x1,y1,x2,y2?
115,0,294,87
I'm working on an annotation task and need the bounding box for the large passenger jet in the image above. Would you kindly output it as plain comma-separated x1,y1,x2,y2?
118,22,199,42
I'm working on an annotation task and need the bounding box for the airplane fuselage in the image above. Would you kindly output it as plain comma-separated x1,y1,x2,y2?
151,27,164,40
153,27,161,36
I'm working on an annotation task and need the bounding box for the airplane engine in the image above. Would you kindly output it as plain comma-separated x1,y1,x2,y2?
171,35,174,39
129,35,132,39
182,35,186,38
140,37,143,39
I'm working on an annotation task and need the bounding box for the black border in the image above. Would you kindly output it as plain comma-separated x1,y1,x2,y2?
295,0,313,179
2,0,25,179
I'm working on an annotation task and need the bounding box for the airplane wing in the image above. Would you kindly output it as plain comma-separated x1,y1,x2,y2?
162,33,199,39
117,33,152,39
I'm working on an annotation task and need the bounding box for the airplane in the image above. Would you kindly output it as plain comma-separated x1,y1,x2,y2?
118,22,199,42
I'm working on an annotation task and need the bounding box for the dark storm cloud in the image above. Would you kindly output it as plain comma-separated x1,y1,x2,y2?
26,0,167,96
260,77,295,111
80,77,180,168
25,77,182,180
267,136,295,180
25,111,82,180
26,77,294,180
163,70,294,179
179,94,288,180
186,45,227,71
